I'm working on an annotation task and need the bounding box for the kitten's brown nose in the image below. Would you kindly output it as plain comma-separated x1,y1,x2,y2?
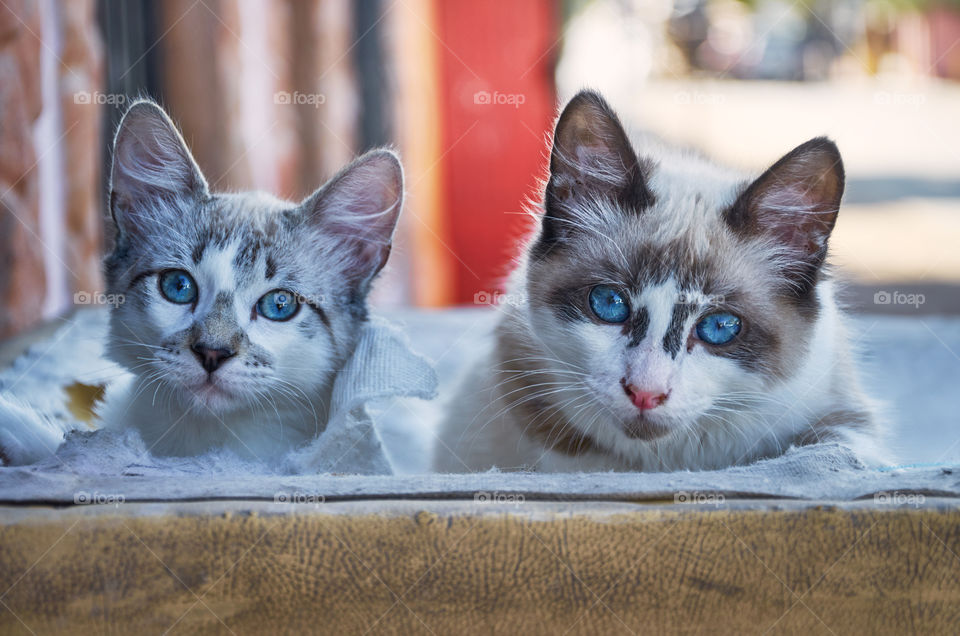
623,382,669,411
190,342,236,374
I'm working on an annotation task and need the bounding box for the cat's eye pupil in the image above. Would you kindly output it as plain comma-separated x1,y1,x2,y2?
588,285,630,324
695,312,741,345
158,269,197,304
257,289,300,322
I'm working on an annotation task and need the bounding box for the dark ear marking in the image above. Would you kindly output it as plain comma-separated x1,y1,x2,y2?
724,136,844,295
191,243,206,265
624,307,650,347
303,299,332,334
540,90,654,249
545,285,589,323
662,303,696,358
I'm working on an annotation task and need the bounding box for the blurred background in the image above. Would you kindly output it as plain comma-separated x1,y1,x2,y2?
1,0,959,341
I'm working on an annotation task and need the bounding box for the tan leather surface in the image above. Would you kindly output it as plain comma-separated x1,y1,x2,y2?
0,501,958,634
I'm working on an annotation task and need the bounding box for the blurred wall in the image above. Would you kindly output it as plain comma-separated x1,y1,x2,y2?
0,0,563,338
0,0,377,339
0,0,102,339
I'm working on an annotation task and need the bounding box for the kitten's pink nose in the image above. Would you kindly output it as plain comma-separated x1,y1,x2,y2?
623,383,669,411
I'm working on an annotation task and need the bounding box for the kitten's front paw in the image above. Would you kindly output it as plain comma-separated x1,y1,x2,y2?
0,395,65,466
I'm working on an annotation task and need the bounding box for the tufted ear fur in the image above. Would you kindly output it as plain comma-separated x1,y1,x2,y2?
300,149,403,287
109,100,208,245
542,90,652,248
725,137,844,294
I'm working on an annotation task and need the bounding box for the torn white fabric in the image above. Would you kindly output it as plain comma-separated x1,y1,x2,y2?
283,317,438,474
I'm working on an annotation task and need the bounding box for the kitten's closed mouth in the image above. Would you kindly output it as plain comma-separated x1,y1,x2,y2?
188,377,237,406
622,415,671,442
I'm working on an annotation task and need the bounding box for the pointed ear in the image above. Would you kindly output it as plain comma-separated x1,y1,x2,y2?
542,90,651,246
109,100,208,243
302,149,403,286
725,137,844,292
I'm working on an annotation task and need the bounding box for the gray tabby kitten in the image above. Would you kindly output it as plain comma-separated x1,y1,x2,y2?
0,100,403,464
435,90,887,473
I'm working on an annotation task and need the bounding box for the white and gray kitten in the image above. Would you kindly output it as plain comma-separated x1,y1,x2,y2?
435,90,887,473
0,100,403,465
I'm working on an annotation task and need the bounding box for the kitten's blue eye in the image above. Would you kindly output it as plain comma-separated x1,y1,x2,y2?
158,270,197,304
588,285,630,323
257,289,300,321
696,312,742,345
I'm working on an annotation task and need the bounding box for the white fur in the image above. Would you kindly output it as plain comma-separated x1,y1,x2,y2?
0,396,67,465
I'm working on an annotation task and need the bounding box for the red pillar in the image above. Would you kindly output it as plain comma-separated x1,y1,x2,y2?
434,0,558,304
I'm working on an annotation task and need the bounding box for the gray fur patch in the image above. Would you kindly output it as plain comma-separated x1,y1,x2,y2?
625,307,650,347
662,303,695,358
